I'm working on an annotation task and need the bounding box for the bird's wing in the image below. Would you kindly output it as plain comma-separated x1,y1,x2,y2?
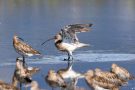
118,66,130,75
15,40,40,55
95,71,124,86
94,76,120,89
61,24,93,43
116,66,135,80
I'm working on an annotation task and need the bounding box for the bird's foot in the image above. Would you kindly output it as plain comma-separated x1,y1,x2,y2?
63,58,72,61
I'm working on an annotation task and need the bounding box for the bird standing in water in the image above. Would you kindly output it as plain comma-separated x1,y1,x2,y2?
85,70,120,90
42,24,93,61
13,35,41,66
94,68,126,86
0,80,19,90
111,63,135,81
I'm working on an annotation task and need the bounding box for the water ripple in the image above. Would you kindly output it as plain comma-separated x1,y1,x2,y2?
0,52,135,66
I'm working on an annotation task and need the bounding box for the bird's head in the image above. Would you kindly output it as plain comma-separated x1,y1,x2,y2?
112,63,117,69
13,34,24,41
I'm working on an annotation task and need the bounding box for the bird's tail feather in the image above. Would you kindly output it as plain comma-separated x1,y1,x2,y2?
77,43,90,48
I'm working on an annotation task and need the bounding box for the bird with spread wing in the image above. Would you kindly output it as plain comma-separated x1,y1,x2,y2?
42,24,93,61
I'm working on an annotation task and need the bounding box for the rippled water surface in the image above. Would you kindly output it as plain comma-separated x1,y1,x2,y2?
0,0,135,90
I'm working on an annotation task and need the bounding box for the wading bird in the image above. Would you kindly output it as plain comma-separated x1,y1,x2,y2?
0,80,19,90
13,35,41,66
85,70,121,90
42,24,93,61
94,68,126,86
111,63,135,81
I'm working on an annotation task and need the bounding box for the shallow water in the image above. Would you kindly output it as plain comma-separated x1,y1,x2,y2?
0,0,135,90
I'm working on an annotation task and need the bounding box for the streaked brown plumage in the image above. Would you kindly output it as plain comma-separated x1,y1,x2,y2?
13,35,41,65
111,63,135,81
85,70,120,90
0,80,19,90
13,35,40,57
62,24,93,43
45,69,67,89
95,68,126,86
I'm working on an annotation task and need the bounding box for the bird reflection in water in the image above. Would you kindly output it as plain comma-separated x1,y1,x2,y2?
58,61,85,90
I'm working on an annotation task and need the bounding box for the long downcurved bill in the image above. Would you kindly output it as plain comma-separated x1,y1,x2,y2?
41,37,54,45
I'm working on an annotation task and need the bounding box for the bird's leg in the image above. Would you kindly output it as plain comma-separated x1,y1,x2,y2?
22,56,28,67
64,51,73,61
74,34,79,43
22,56,25,67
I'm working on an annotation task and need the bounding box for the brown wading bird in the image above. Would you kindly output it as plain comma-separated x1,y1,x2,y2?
13,35,41,66
111,63,135,81
42,24,93,61
85,70,121,90
45,69,67,90
94,68,126,86
0,80,19,90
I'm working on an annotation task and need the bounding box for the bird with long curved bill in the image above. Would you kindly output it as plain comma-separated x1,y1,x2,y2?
13,35,41,66
42,24,93,61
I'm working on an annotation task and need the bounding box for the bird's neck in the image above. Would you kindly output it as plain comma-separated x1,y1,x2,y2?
55,40,62,45
13,38,18,44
